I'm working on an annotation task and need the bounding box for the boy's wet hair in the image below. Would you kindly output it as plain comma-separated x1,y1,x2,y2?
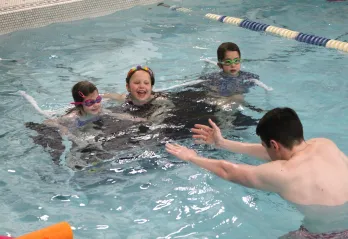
256,107,304,149
71,81,98,113
217,42,241,62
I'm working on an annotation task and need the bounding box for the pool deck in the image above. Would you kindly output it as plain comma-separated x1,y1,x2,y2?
0,0,83,14
0,0,161,35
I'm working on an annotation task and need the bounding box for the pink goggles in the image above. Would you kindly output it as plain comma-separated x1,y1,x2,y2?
71,95,102,107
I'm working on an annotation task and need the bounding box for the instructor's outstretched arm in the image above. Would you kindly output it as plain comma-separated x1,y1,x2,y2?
192,119,271,161
165,143,284,191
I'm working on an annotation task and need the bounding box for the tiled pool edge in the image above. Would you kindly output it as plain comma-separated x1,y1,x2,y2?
0,0,161,35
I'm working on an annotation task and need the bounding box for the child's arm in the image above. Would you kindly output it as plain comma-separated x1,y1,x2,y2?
155,96,175,106
102,108,147,122
110,112,147,122
244,73,273,91
249,79,273,91
44,118,70,135
43,112,77,135
229,94,265,113
43,113,89,147
213,94,245,106
226,94,244,104
148,97,175,123
102,93,126,102
216,94,265,113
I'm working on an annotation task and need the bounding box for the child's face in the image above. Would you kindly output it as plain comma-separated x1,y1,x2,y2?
219,50,241,77
82,90,102,115
126,70,153,104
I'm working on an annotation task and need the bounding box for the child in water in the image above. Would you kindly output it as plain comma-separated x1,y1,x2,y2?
103,65,174,122
44,81,103,132
200,42,266,112
22,81,106,165
204,42,260,97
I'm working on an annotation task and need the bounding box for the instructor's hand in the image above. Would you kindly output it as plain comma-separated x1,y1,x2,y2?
191,119,224,146
165,143,197,161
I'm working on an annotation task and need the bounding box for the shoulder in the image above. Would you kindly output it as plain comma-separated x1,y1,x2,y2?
200,71,223,80
240,71,260,80
257,160,288,173
58,111,79,127
65,109,79,117
306,138,341,153
250,160,290,192
307,137,336,146
62,110,79,120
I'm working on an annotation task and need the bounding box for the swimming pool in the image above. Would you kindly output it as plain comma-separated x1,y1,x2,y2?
1,0,348,238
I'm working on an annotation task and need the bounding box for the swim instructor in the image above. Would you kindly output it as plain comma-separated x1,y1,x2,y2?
166,107,348,237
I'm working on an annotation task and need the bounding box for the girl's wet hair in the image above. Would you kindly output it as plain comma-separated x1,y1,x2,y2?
126,66,155,86
70,81,98,114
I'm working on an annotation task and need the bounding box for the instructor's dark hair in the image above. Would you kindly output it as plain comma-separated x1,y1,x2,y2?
256,107,304,149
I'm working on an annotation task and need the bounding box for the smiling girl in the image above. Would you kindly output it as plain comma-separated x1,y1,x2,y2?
103,65,173,122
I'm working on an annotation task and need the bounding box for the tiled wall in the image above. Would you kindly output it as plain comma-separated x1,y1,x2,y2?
0,0,161,35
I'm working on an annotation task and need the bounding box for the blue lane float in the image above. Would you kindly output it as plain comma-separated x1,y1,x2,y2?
295,33,330,46
240,20,270,32
218,15,227,22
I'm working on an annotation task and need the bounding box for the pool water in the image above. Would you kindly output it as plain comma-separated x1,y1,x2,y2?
0,0,348,238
